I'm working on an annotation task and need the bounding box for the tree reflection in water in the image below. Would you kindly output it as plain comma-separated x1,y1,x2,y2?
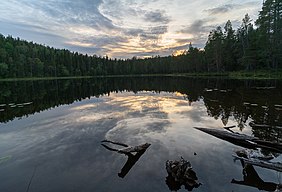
1,77,282,191
1,77,281,145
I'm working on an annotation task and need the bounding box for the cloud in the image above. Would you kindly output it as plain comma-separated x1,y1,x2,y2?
179,19,214,34
144,10,170,24
140,26,168,41
125,28,146,37
0,0,263,58
205,4,235,15
0,21,67,48
205,2,261,15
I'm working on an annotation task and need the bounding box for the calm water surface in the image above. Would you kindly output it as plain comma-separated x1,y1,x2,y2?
0,77,281,192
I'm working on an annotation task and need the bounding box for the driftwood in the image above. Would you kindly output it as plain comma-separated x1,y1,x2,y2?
165,157,201,191
101,140,150,154
233,150,282,172
249,122,282,130
232,149,282,191
101,140,150,178
252,86,276,90
232,150,281,191
101,139,129,147
223,125,236,133
194,127,282,153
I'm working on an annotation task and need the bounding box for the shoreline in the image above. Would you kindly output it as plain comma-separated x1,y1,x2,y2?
1,71,282,81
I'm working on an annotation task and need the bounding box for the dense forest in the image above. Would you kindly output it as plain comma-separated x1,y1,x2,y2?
0,0,281,78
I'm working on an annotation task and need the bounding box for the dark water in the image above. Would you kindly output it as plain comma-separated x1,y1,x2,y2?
0,77,281,192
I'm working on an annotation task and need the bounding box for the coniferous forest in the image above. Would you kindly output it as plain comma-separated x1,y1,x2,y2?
0,0,281,78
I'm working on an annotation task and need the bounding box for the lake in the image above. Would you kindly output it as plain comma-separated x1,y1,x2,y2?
0,77,281,192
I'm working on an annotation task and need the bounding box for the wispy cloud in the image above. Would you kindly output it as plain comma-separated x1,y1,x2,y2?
205,1,261,16
144,10,171,24
205,4,235,15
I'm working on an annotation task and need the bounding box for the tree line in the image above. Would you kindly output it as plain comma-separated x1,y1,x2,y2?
0,0,281,78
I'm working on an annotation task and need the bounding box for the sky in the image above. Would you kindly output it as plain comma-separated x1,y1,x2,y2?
0,0,263,58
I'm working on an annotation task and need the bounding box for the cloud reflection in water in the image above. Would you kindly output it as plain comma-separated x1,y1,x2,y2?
0,91,278,192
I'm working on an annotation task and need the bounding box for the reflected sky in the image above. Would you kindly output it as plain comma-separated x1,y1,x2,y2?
0,91,280,192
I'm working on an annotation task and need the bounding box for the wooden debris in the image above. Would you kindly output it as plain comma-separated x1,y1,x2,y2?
194,127,282,153
22,102,33,106
253,87,276,90
233,149,282,172
101,140,150,154
101,140,151,178
118,143,151,154
249,122,282,130
101,140,128,147
224,125,236,129
166,157,201,191
224,125,236,133
232,153,281,191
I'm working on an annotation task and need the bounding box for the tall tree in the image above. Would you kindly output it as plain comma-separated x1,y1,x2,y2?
223,20,237,71
237,14,257,70
256,0,282,69
205,26,224,72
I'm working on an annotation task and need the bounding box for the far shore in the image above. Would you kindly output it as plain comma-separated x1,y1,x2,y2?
1,70,282,81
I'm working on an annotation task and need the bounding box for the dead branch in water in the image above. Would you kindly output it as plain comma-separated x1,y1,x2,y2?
233,149,282,172
194,127,282,153
101,140,151,178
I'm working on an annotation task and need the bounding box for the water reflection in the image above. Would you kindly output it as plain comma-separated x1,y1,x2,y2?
1,77,282,142
0,77,282,192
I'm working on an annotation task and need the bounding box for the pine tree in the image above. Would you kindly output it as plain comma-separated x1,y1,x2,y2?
223,20,237,71
205,26,224,72
256,0,282,69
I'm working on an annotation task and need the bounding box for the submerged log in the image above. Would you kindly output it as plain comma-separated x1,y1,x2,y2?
101,140,151,178
101,139,128,147
118,143,151,154
232,154,281,191
233,150,282,172
194,127,282,153
249,122,282,130
252,86,276,90
101,140,150,154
